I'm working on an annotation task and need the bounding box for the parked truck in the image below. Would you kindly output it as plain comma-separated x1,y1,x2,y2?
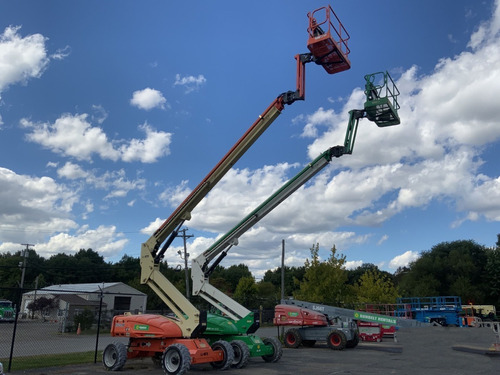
275,298,426,350
0,300,15,323
274,301,359,350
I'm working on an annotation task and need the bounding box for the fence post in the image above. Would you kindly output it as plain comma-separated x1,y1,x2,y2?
7,287,23,372
94,287,104,363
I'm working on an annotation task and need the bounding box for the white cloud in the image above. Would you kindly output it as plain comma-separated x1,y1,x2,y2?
91,104,108,124
0,26,49,94
174,74,206,93
345,260,363,270
56,162,146,199
164,2,500,273
389,250,420,270
377,235,389,245
120,123,172,163
0,167,78,244
21,114,120,161
34,225,128,258
188,163,297,231
21,114,172,163
300,107,340,138
141,218,165,235
50,45,71,60
468,0,500,50
159,180,191,208
57,161,89,180
290,5,500,229
0,164,144,257
130,88,168,110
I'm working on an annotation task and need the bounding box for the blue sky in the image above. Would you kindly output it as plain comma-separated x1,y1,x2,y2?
1,0,499,279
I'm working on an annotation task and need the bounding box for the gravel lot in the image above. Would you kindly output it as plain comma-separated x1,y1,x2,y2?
3,324,499,375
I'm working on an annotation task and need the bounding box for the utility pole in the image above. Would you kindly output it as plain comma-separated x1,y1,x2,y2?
177,228,193,299
19,244,33,290
281,239,285,302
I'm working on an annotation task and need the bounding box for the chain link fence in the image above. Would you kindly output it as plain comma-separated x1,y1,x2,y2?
0,286,275,373
0,284,151,373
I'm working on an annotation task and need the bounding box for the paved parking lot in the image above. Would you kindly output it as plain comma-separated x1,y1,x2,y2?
0,320,127,358
5,325,500,375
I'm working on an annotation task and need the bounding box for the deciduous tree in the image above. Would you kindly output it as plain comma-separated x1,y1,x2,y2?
234,276,258,309
354,269,399,305
294,243,353,306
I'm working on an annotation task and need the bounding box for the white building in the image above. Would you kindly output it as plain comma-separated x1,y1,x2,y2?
21,282,147,322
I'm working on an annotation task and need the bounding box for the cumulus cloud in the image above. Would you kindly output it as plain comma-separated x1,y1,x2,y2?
140,218,165,235
160,1,500,274
0,224,128,259
21,114,120,161
6,3,500,275
0,26,49,95
188,163,298,231
57,161,89,180
119,123,172,163
34,225,128,258
159,180,192,208
0,167,78,244
296,4,500,228
55,162,146,199
0,165,139,255
389,250,420,270
345,260,363,270
174,74,206,93
21,114,172,163
130,88,168,110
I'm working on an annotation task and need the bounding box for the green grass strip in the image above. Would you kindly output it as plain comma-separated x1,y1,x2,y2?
0,351,101,371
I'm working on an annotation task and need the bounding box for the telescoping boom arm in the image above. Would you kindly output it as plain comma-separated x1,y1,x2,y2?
191,71,401,323
191,145,346,320
139,55,322,338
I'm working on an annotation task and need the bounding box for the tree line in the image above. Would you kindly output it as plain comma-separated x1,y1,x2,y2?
1,235,499,311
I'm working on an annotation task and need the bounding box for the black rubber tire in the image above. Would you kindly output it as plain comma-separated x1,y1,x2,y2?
102,341,127,371
230,340,250,369
162,344,191,375
302,340,316,347
262,337,283,363
210,340,234,370
346,332,359,348
284,328,302,349
327,330,347,350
